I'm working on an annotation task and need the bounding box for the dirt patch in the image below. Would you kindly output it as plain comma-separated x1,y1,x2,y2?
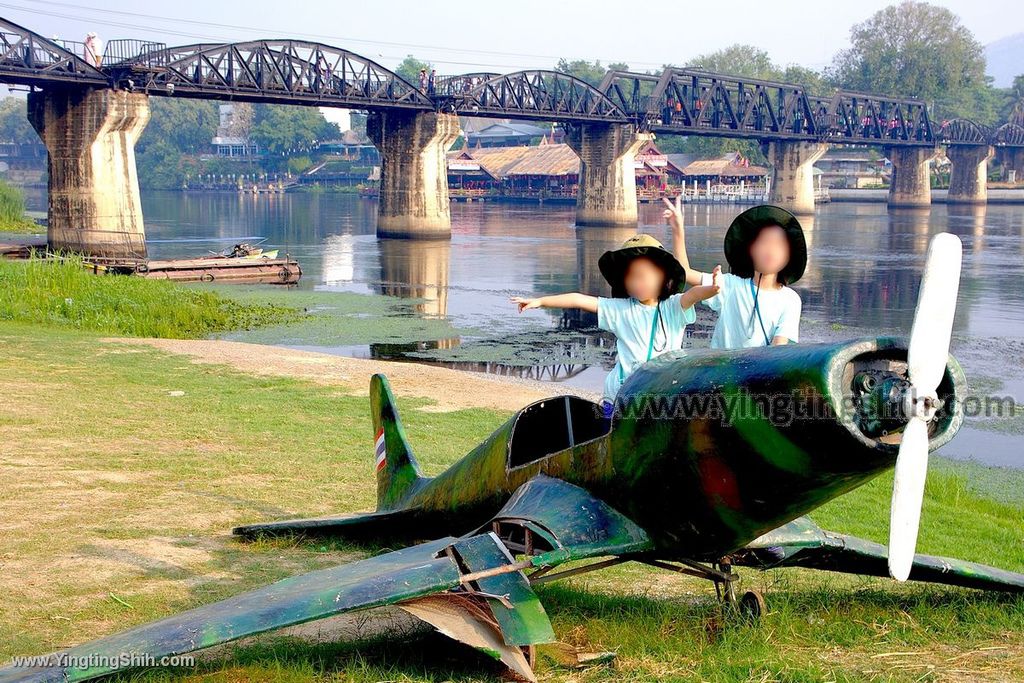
104,337,598,412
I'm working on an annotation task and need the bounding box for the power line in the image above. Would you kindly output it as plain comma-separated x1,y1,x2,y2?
2,0,673,71
27,0,577,63
0,3,536,70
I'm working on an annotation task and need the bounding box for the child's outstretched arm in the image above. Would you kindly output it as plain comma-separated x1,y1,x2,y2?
662,195,718,287
677,265,722,310
511,292,598,313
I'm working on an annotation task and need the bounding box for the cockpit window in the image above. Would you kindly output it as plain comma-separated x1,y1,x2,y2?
507,396,610,469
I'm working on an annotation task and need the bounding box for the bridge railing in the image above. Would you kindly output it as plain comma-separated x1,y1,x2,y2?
54,39,89,62
432,73,500,98
103,39,170,68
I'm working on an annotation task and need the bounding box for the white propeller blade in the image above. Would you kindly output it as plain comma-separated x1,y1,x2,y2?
888,232,962,582
888,418,930,581
907,233,962,395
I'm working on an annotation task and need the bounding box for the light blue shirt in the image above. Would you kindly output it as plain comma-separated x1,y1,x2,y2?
704,273,801,349
597,294,697,402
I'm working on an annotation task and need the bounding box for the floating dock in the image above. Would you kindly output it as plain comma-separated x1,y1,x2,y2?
134,256,302,284
1,240,302,285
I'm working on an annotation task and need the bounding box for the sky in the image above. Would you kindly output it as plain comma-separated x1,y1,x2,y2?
1,0,1020,76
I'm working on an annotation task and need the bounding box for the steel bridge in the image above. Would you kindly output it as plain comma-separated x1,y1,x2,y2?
2,16,1019,147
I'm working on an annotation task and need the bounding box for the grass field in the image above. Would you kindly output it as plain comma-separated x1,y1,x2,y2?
0,256,299,338
1,323,1023,682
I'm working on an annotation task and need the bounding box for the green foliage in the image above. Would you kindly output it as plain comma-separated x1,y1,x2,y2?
0,96,36,143
136,139,186,190
395,55,432,85
138,98,219,155
687,45,781,81
554,58,629,87
286,155,313,175
0,255,299,338
250,104,339,156
0,179,37,232
827,1,990,122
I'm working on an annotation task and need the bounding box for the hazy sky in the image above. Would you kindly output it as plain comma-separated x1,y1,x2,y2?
2,0,1020,75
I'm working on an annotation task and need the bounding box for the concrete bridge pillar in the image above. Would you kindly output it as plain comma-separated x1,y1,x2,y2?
946,145,994,204
885,146,938,208
566,124,649,227
28,88,150,258
765,141,828,215
367,110,460,239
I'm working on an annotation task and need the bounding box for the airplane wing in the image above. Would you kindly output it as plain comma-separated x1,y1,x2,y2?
0,475,653,683
731,516,1024,592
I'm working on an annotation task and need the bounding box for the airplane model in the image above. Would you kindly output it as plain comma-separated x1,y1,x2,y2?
3,233,1022,683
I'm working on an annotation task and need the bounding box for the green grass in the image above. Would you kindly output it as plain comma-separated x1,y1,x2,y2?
1,323,1023,682
0,255,301,338
0,180,40,233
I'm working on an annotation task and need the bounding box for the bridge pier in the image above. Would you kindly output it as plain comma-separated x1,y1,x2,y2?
765,141,828,215
885,146,937,208
946,145,994,204
28,88,150,258
566,124,649,227
367,110,460,239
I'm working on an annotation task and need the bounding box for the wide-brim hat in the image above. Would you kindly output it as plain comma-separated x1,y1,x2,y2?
723,205,806,284
598,234,687,299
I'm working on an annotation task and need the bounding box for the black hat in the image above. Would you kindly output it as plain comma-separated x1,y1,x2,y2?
598,234,687,299
723,205,806,284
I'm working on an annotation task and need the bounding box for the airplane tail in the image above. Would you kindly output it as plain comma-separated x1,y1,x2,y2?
370,373,427,510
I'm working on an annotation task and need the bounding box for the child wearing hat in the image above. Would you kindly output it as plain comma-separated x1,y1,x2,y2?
662,197,806,348
512,233,720,416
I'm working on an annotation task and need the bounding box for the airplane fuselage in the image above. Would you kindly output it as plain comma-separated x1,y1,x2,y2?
390,337,965,560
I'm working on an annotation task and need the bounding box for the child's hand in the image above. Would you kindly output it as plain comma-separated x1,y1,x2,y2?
511,296,541,312
711,264,722,290
661,195,683,229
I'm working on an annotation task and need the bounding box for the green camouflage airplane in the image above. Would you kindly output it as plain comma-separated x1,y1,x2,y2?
3,233,1022,683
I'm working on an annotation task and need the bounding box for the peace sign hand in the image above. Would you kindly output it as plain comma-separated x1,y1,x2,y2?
661,195,683,229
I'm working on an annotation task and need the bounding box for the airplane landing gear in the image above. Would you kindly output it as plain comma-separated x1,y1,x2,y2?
738,589,766,621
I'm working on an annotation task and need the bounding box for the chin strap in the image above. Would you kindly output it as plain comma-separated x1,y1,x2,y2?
748,274,772,346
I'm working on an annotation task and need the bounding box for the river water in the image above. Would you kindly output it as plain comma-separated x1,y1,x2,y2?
26,190,1024,467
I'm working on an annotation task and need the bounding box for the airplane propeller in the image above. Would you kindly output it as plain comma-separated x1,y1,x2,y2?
888,232,963,581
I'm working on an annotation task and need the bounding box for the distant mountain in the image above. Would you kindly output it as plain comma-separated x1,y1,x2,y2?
986,33,1024,88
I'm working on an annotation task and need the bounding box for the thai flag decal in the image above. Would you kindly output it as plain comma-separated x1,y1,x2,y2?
374,428,386,472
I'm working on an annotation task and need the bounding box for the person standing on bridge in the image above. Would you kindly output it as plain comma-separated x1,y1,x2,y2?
663,196,805,348
511,234,721,418
83,32,103,67
428,69,436,95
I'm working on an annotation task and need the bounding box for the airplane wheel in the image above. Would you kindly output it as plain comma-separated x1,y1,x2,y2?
738,590,766,621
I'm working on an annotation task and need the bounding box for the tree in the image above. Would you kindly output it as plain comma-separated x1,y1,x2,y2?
135,139,184,189
827,1,988,122
250,104,339,156
0,96,37,143
554,59,629,87
1008,75,1024,126
137,98,219,155
781,65,828,93
395,55,432,86
686,45,782,81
